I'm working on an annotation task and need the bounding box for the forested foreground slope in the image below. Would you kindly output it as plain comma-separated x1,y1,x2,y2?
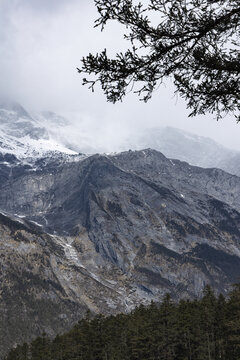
5,286,240,360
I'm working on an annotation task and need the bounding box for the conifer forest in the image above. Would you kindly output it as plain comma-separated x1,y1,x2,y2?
5,285,240,360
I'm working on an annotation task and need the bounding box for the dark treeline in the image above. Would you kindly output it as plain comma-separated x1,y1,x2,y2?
5,285,240,360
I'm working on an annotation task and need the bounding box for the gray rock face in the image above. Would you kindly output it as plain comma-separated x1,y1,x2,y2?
0,212,127,357
1,148,240,355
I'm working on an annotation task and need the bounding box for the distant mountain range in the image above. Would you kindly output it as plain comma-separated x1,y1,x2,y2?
0,99,240,175
1,100,240,356
124,126,240,177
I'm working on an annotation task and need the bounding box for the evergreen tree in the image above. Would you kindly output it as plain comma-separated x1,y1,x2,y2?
5,285,240,360
215,293,227,360
79,0,240,121
225,284,240,360
30,333,51,360
198,286,217,360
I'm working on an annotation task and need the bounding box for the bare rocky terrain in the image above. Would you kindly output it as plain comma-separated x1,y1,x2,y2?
1,148,240,355
1,101,240,356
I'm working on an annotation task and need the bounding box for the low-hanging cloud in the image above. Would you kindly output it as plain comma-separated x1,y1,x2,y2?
0,0,239,152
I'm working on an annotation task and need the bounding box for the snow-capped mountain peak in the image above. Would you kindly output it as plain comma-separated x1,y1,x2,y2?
0,100,77,160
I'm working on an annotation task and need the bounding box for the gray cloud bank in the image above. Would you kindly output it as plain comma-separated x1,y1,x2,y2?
0,0,239,152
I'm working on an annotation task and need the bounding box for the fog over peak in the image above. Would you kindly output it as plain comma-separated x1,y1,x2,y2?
0,0,239,151
1,98,240,177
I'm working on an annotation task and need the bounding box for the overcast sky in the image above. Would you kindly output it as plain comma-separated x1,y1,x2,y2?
0,0,239,151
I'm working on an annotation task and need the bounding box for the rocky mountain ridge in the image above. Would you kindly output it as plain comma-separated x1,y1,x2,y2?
1,101,240,356
125,127,240,177
1,148,240,356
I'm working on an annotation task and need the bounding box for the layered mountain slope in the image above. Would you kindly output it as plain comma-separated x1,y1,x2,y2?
0,212,84,355
1,149,240,234
0,211,130,356
1,148,240,354
1,150,240,290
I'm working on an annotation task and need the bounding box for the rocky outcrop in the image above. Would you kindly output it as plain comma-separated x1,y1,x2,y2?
0,212,128,356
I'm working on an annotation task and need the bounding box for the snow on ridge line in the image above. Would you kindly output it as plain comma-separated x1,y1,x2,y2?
0,127,81,163
0,104,78,159
0,210,27,226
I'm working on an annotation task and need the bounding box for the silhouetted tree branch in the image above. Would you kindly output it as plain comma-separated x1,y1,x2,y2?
78,0,240,121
